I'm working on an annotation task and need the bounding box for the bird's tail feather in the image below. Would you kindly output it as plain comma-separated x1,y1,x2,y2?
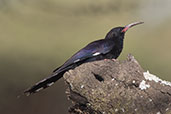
24,66,72,96
24,73,63,96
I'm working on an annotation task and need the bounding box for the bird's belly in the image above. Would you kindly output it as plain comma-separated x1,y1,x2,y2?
108,48,123,59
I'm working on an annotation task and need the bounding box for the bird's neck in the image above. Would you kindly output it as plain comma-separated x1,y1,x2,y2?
109,37,124,59
107,36,124,44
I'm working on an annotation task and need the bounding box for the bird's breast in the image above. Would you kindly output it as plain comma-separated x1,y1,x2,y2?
109,43,123,59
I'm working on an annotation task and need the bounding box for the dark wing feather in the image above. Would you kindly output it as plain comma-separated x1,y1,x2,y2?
54,39,114,72
24,39,114,95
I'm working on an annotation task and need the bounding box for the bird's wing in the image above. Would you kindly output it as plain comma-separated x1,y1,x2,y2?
53,39,114,72
24,39,114,95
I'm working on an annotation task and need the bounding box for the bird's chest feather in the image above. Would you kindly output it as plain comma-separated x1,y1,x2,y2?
107,41,123,59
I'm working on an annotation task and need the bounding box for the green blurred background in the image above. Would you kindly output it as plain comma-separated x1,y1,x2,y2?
0,0,171,114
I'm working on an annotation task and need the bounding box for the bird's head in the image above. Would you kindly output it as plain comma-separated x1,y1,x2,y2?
105,22,144,40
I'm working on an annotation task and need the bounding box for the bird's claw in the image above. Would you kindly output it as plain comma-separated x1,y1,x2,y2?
111,59,116,62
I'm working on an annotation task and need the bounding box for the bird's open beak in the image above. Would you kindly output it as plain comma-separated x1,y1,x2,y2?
121,22,144,33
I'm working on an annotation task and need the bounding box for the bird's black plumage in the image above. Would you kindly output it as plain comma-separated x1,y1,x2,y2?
24,22,143,95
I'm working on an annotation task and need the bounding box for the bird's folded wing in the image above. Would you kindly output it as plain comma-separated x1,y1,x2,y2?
24,39,114,95
55,39,114,72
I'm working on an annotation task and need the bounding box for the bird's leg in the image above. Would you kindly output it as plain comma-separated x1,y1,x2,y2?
104,58,116,62
111,58,116,62
104,59,108,61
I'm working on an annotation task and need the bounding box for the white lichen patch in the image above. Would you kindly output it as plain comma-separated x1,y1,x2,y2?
139,80,150,90
87,103,91,106
132,80,136,83
70,83,74,89
115,108,118,112
149,99,152,102
81,85,84,88
144,71,171,87
121,108,125,112
156,111,161,114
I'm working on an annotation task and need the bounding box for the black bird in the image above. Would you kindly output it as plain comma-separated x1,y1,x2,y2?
24,22,143,95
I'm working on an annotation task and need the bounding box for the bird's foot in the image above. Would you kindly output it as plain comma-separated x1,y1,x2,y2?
111,59,116,62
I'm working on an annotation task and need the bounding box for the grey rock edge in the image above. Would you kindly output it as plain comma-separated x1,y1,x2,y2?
63,54,171,114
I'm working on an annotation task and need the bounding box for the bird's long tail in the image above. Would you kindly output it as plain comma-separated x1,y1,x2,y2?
24,66,71,96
